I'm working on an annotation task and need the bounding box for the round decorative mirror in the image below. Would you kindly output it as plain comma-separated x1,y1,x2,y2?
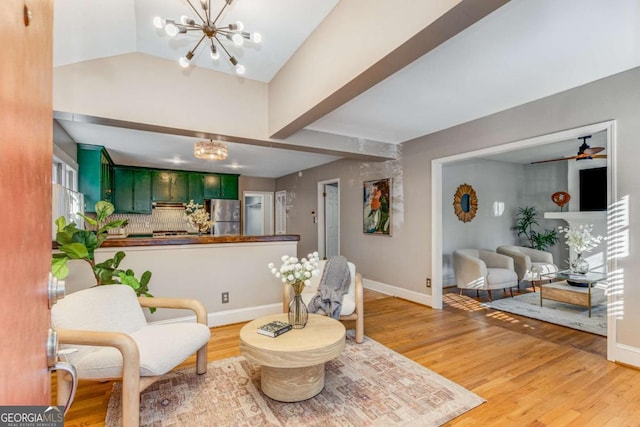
453,183,478,222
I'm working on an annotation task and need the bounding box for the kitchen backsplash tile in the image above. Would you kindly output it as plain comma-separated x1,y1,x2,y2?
107,208,197,234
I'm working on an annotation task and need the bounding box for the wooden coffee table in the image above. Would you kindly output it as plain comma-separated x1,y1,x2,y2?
239,313,345,402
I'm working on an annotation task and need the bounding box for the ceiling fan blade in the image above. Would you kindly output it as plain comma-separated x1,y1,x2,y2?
584,146,604,156
531,156,578,164
591,154,607,159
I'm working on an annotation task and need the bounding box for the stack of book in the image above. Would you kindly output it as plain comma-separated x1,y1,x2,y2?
257,320,292,337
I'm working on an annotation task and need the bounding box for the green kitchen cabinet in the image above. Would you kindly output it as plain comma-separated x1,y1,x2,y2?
220,174,239,199
114,167,152,213
152,170,188,202
187,173,204,204
203,174,221,199
77,144,114,213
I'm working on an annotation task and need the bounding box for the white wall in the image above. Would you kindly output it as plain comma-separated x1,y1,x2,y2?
442,159,522,284
61,241,297,325
278,65,640,366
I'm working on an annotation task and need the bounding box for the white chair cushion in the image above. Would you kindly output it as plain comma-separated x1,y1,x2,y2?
531,262,559,277
299,291,356,317
68,323,211,379
486,268,518,290
302,259,356,316
52,285,147,334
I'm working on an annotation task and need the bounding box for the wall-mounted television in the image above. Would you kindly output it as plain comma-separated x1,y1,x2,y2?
579,166,607,211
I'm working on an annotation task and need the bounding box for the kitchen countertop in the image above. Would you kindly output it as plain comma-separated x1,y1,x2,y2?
53,234,300,249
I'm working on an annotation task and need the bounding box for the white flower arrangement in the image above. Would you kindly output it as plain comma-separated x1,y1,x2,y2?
185,200,213,233
558,224,603,254
268,252,320,294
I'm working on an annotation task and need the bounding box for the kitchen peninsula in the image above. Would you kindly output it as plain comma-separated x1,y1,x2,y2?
58,234,299,326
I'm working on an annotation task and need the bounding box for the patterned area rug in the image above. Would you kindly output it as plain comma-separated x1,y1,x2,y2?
483,290,607,336
106,335,484,426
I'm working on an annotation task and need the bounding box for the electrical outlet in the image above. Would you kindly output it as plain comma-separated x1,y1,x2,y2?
426,278,431,288
221,292,229,304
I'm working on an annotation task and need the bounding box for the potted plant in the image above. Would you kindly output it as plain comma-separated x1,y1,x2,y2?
512,206,559,251
52,201,154,309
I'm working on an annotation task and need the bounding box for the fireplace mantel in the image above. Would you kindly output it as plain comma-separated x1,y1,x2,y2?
544,211,607,223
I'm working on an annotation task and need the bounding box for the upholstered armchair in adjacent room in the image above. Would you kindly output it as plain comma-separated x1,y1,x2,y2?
52,285,211,427
283,259,364,343
496,245,559,291
453,249,518,300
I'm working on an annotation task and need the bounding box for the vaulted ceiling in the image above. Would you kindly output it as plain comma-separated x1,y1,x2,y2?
54,0,640,177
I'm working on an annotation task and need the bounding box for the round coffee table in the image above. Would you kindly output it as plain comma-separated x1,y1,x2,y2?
239,313,345,402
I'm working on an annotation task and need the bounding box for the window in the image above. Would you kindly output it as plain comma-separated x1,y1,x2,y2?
52,155,78,191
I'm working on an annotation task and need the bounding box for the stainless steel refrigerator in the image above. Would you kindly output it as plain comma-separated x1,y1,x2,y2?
205,199,240,235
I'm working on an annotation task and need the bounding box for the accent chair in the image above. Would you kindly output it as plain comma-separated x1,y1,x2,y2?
496,245,559,291
52,285,210,427
453,249,518,300
283,259,364,343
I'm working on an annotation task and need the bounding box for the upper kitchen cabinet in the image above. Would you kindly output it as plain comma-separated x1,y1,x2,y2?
188,173,204,203
151,170,188,202
220,174,239,199
114,167,152,213
203,174,221,199
77,144,113,212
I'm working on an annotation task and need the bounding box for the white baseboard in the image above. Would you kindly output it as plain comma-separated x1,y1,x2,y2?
149,280,434,327
614,343,640,368
147,303,282,327
363,278,432,307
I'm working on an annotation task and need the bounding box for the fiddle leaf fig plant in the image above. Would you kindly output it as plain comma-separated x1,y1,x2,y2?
512,206,559,251
52,201,154,311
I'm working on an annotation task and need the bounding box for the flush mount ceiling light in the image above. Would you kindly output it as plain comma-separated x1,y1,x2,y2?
194,140,228,160
153,0,261,75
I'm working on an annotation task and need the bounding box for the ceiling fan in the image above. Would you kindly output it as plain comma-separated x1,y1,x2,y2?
531,135,607,164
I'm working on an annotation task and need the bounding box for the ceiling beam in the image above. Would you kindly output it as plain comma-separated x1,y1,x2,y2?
269,0,511,140
53,111,394,162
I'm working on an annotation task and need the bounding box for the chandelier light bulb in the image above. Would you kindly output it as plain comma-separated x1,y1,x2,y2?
231,33,244,46
165,22,179,37
179,57,190,68
235,21,244,31
180,15,194,25
251,32,262,43
210,46,219,60
153,16,164,29
235,64,246,75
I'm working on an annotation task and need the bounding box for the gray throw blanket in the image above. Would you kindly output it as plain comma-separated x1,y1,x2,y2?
307,256,351,319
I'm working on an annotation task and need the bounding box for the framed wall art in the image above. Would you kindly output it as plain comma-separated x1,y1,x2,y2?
363,178,391,235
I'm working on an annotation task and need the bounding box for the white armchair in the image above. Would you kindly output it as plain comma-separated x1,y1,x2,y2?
496,245,559,291
453,249,518,300
283,259,364,343
52,285,210,427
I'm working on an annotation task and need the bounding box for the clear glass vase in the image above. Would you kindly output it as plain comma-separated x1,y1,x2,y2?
288,293,308,329
570,253,589,274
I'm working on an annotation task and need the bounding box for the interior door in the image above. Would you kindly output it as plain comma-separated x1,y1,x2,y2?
324,184,340,258
0,0,54,404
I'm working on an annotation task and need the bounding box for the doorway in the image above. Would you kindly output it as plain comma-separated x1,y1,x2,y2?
243,191,274,235
431,120,617,360
317,179,340,259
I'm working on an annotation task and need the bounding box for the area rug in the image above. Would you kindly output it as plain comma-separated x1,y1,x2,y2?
105,335,484,426
483,291,607,336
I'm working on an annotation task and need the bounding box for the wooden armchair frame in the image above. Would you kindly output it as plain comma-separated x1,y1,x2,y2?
56,296,208,427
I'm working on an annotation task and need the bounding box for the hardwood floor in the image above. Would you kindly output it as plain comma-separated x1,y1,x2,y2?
57,289,640,426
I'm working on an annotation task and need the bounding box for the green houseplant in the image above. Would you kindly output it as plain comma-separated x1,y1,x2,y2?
52,201,154,308
512,206,559,251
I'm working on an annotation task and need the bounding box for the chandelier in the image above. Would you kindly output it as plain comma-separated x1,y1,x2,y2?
194,140,228,160
153,0,261,74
